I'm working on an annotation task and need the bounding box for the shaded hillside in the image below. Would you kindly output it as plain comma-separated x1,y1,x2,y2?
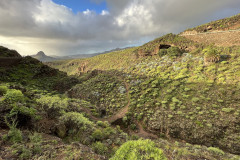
0,46,21,58
0,55,78,93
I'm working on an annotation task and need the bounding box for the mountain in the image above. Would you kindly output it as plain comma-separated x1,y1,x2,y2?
1,14,240,160
31,47,134,62
30,51,57,62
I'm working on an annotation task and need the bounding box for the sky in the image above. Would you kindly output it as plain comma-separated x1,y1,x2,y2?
0,0,239,56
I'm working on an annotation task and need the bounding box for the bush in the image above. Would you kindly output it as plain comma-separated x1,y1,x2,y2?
207,147,225,156
29,132,42,154
36,95,68,117
92,129,104,141
167,47,183,57
4,89,24,103
92,127,116,141
60,112,94,131
3,119,22,143
0,85,8,96
203,47,220,63
158,49,168,57
158,47,183,58
9,104,38,120
110,139,167,160
10,132,43,159
92,142,108,155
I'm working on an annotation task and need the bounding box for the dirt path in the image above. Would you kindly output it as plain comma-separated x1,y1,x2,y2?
180,29,240,47
80,79,158,139
180,29,240,36
82,81,130,123
135,121,158,139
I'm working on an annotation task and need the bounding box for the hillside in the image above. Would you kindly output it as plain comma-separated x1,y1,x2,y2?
184,14,240,33
0,46,21,58
1,14,240,160
180,14,240,46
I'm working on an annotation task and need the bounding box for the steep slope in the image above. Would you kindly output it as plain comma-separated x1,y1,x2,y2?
180,13,240,46
184,13,240,33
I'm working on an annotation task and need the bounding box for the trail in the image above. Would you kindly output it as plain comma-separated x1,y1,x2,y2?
81,81,130,123
180,29,240,36
134,121,158,139
80,79,158,139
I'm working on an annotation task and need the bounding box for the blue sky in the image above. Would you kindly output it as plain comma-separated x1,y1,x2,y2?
52,0,107,13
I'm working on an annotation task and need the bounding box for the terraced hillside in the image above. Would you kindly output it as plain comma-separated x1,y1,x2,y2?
180,14,240,46
184,14,240,33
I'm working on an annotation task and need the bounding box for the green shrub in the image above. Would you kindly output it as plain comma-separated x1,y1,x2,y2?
92,129,104,141
158,47,183,58
9,104,38,120
3,119,22,143
96,121,108,128
60,112,94,131
207,147,225,155
110,139,167,160
0,85,8,96
203,47,220,63
18,145,32,159
222,108,234,113
29,132,42,154
36,95,68,117
92,142,108,155
192,97,200,103
4,89,24,103
158,49,168,57
167,47,183,57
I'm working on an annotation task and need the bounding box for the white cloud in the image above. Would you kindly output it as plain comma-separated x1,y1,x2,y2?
101,10,109,16
0,0,239,56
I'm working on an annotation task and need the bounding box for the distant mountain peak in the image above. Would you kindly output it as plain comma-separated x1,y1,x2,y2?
31,51,57,62
36,51,46,57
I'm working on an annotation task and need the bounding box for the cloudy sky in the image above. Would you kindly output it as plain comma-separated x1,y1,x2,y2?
0,0,239,56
